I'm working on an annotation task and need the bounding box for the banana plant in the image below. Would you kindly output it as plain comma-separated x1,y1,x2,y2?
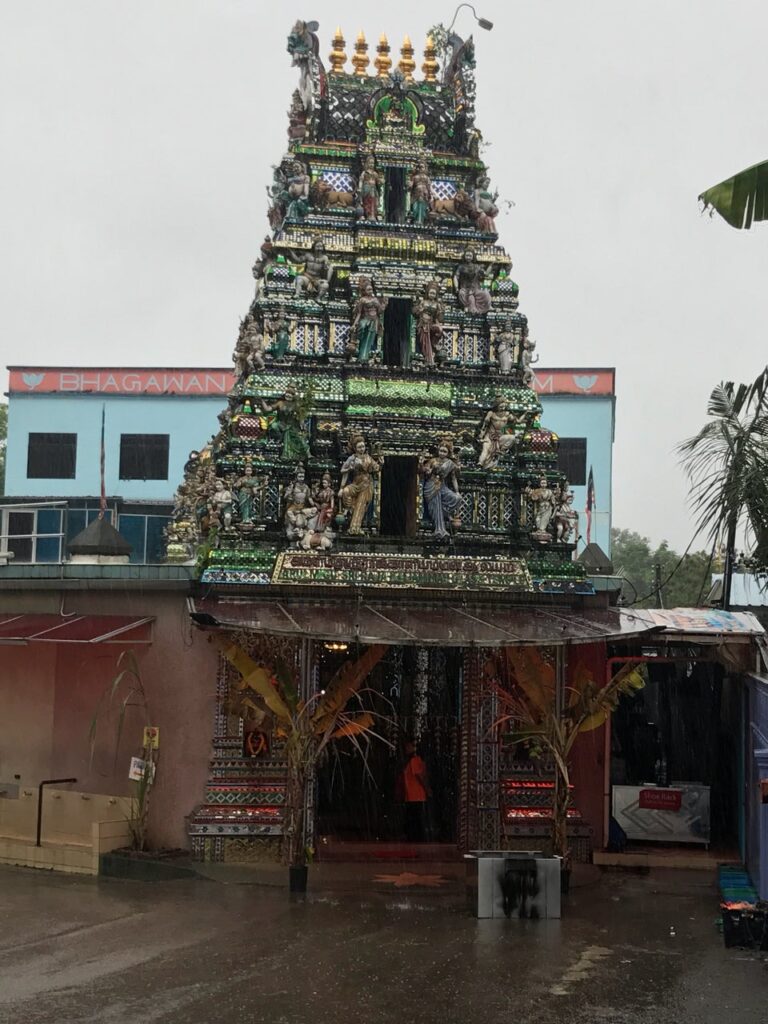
699,159,768,229
484,647,645,861
220,640,388,867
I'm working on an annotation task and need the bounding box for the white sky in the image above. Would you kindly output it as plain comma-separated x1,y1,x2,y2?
1,0,767,550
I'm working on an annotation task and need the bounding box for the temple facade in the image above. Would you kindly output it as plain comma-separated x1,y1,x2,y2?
170,20,625,864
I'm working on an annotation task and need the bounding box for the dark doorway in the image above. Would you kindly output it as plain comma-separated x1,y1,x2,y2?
383,298,412,367
385,166,407,223
380,456,418,537
315,646,462,843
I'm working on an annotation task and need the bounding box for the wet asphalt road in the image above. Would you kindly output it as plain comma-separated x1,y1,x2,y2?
0,865,766,1024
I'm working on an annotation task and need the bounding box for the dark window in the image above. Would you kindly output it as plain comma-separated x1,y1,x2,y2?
385,167,407,223
380,456,418,537
27,433,77,479
383,298,413,367
119,434,169,481
557,437,587,485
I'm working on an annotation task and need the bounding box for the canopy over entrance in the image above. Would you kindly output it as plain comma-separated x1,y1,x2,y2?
0,613,154,645
189,597,660,647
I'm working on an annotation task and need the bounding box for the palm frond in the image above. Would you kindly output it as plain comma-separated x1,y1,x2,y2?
699,159,768,229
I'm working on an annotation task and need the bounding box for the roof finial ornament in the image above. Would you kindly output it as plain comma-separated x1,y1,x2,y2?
352,30,369,77
375,34,392,79
329,27,347,74
422,35,439,83
398,34,416,82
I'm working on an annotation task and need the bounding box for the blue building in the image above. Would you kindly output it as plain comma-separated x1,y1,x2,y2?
2,364,615,563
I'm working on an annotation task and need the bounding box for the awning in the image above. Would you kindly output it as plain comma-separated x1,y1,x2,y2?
627,607,765,643
0,614,154,645
189,597,658,648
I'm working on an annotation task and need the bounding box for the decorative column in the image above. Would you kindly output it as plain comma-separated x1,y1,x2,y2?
460,648,500,850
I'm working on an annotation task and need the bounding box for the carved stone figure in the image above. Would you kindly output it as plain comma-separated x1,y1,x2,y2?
525,477,556,541
311,471,336,531
309,179,355,210
242,318,267,372
478,397,519,469
283,465,315,540
265,310,291,360
472,175,499,233
454,248,492,313
431,189,474,221
553,486,578,543
260,386,310,461
234,463,256,525
288,89,308,140
358,155,384,221
493,320,516,374
252,236,275,298
419,439,461,540
409,159,432,225
413,280,445,366
210,479,234,530
349,278,387,363
521,335,538,385
338,435,383,535
294,240,332,300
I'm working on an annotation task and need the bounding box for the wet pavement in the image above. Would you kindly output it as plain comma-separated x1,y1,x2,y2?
0,863,767,1023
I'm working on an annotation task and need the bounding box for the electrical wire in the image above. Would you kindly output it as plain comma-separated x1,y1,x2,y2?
625,531,698,606
695,540,718,607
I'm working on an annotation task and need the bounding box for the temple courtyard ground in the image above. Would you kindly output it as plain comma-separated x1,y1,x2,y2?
1,862,767,1023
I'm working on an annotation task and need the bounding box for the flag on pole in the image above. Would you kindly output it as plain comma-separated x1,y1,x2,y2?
585,466,595,545
98,404,107,519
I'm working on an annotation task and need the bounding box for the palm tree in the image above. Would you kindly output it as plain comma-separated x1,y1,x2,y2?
699,159,768,229
678,367,768,606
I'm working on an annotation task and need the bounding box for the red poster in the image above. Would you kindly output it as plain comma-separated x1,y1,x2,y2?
639,788,682,812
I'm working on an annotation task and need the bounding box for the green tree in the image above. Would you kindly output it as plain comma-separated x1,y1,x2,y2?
700,159,768,229
0,403,7,496
678,369,768,590
611,528,716,608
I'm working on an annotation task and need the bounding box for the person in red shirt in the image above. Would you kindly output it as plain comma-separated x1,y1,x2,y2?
399,740,431,842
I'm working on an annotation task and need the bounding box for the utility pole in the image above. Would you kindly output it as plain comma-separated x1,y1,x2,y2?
722,517,738,611
654,562,665,608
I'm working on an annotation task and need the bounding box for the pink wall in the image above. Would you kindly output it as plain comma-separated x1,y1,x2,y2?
0,590,218,849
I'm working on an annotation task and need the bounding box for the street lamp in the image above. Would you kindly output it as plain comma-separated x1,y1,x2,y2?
446,4,494,34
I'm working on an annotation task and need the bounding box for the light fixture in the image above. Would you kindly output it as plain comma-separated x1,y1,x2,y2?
324,641,349,652
446,4,494,35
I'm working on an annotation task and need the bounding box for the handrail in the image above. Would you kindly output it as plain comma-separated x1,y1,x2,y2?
36,778,77,846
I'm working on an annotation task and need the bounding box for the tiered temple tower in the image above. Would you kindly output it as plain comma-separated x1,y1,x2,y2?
170,20,594,863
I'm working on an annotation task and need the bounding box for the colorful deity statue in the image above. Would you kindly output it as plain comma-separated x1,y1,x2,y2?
553,485,578,543
311,471,336,531
260,386,310,461
492,319,516,374
521,335,538,385
525,476,557,541
349,277,387,363
413,280,445,366
472,174,499,233
454,248,492,314
283,465,315,541
234,462,257,525
409,159,432,225
209,478,234,530
419,439,462,540
265,309,291,361
251,236,275,298
338,435,384,535
478,397,519,469
358,155,384,221
294,240,332,300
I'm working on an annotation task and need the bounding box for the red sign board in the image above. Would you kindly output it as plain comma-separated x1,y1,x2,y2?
639,788,682,812
8,367,615,398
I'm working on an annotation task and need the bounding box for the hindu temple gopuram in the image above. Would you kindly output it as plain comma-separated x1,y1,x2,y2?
168,19,627,864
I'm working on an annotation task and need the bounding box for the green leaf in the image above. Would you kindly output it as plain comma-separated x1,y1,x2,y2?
700,159,768,229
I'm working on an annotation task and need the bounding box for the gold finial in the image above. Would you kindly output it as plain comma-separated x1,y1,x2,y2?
375,33,392,79
422,34,439,84
329,27,347,75
352,30,369,77
398,34,415,82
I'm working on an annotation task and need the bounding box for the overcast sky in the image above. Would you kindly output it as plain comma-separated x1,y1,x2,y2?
2,0,767,549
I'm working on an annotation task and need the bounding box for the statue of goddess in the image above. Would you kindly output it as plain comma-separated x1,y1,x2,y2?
349,278,387,363
338,435,384,535
525,477,557,540
409,159,432,225
358,155,384,221
234,463,256,525
413,280,445,366
260,386,310,461
454,248,492,314
493,320,516,374
478,397,519,469
283,466,315,540
419,440,462,540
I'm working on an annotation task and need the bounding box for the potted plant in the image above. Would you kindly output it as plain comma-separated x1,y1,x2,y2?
221,639,388,891
485,647,645,888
